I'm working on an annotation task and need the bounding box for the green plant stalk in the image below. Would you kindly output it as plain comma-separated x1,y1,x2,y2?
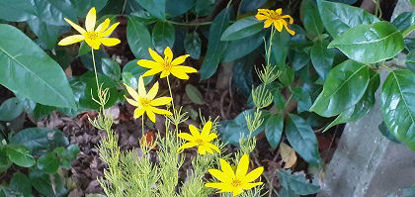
142,116,145,139
166,76,179,134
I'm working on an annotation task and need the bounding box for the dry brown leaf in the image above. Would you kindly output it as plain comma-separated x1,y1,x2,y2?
280,142,297,169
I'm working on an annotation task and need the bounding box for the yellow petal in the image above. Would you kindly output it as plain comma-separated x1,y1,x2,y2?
171,54,189,65
123,83,139,101
189,125,200,138
124,96,139,107
178,133,195,141
264,20,273,28
242,182,263,190
283,23,296,36
133,108,145,119
102,22,120,37
177,142,198,152
170,68,189,80
138,76,146,96
198,146,208,155
164,47,173,63
208,169,231,183
64,18,86,34
275,8,282,15
220,159,235,178
201,121,212,137
95,18,110,32
150,97,172,106
146,109,156,122
85,7,96,32
58,35,84,46
147,82,159,100
243,167,264,183
206,133,218,141
274,21,283,32
173,65,197,73
149,48,164,63
137,59,160,69
232,188,244,197
205,143,221,154
255,14,267,21
236,154,249,179
142,67,163,77
101,38,121,47
205,183,229,190
160,70,171,78
149,107,172,115
84,37,100,50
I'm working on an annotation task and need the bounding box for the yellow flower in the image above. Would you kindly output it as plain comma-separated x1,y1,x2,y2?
255,8,295,36
205,154,263,196
124,77,172,123
58,7,121,50
138,47,198,80
177,121,220,155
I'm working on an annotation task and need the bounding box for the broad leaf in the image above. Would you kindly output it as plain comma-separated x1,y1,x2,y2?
29,170,67,197
9,127,68,156
7,145,35,167
278,169,320,195
381,70,415,149
185,84,204,105
392,12,415,32
265,114,284,149
310,60,370,117
37,153,59,174
406,49,415,73
55,144,80,169
271,30,290,66
0,97,24,121
152,21,175,54
200,8,231,80
310,40,335,80
300,0,324,38
291,87,312,113
0,147,12,172
184,32,202,59
122,59,154,87
285,114,321,164
221,16,263,41
127,17,153,59
238,0,268,14
0,24,75,108
328,22,404,64
324,72,380,132
135,0,166,19
316,0,380,38
101,58,121,81
166,0,195,17
9,173,32,197
222,32,263,62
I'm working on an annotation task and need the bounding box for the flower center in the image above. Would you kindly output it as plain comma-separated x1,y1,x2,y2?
162,61,173,72
85,32,99,41
231,178,242,188
140,98,151,107
195,138,205,146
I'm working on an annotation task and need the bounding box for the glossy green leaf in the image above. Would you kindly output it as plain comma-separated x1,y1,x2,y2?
328,22,404,64
122,59,154,87
324,72,380,132
184,32,202,59
271,30,290,66
223,32,263,62
27,19,66,49
200,8,231,80
72,0,109,17
238,0,268,14
300,0,324,38
193,0,215,17
185,84,204,105
9,173,32,197
378,121,401,144
310,60,370,117
392,12,415,32
0,0,35,22
29,170,67,197
127,17,153,59
80,49,109,72
136,0,166,19
291,50,310,71
0,24,75,108
285,114,321,164
102,58,121,81
221,16,263,41
7,145,35,167
10,127,68,156
265,114,284,149
279,188,298,197
55,144,80,169
292,88,312,113
316,0,380,38
37,153,59,174
33,104,55,121
381,70,415,149
232,55,255,97
0,97,24,121
78,42,91,56
406,49,415,73
152,21,175,54
310,40,335,80
0,147,12,172
278,169,320,195
166,0,195,17
278,65,294,86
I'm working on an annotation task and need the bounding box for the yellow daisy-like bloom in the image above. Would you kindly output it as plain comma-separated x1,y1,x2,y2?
205,154,264,197
138,47,198,80
58,7,121,50
124,76,172,123
177,121,221,155
255,8,295,36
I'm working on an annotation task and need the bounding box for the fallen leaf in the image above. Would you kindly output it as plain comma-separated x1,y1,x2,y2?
280,142,297,169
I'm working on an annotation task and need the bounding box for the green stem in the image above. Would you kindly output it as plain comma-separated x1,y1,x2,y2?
166,20,213,26
142,116,145,140
166,76,179,133
266,27,276,66
91,49,100,93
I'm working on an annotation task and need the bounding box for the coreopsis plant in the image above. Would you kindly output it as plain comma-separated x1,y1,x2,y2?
178,121,221,155
255,8,295,35
58,7,120,49
206,154,264,196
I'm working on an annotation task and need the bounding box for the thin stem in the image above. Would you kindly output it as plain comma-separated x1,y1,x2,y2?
142,116,145,139
166,76,179,133
166,20,213,26
91,49,100,91
266,27,276,66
